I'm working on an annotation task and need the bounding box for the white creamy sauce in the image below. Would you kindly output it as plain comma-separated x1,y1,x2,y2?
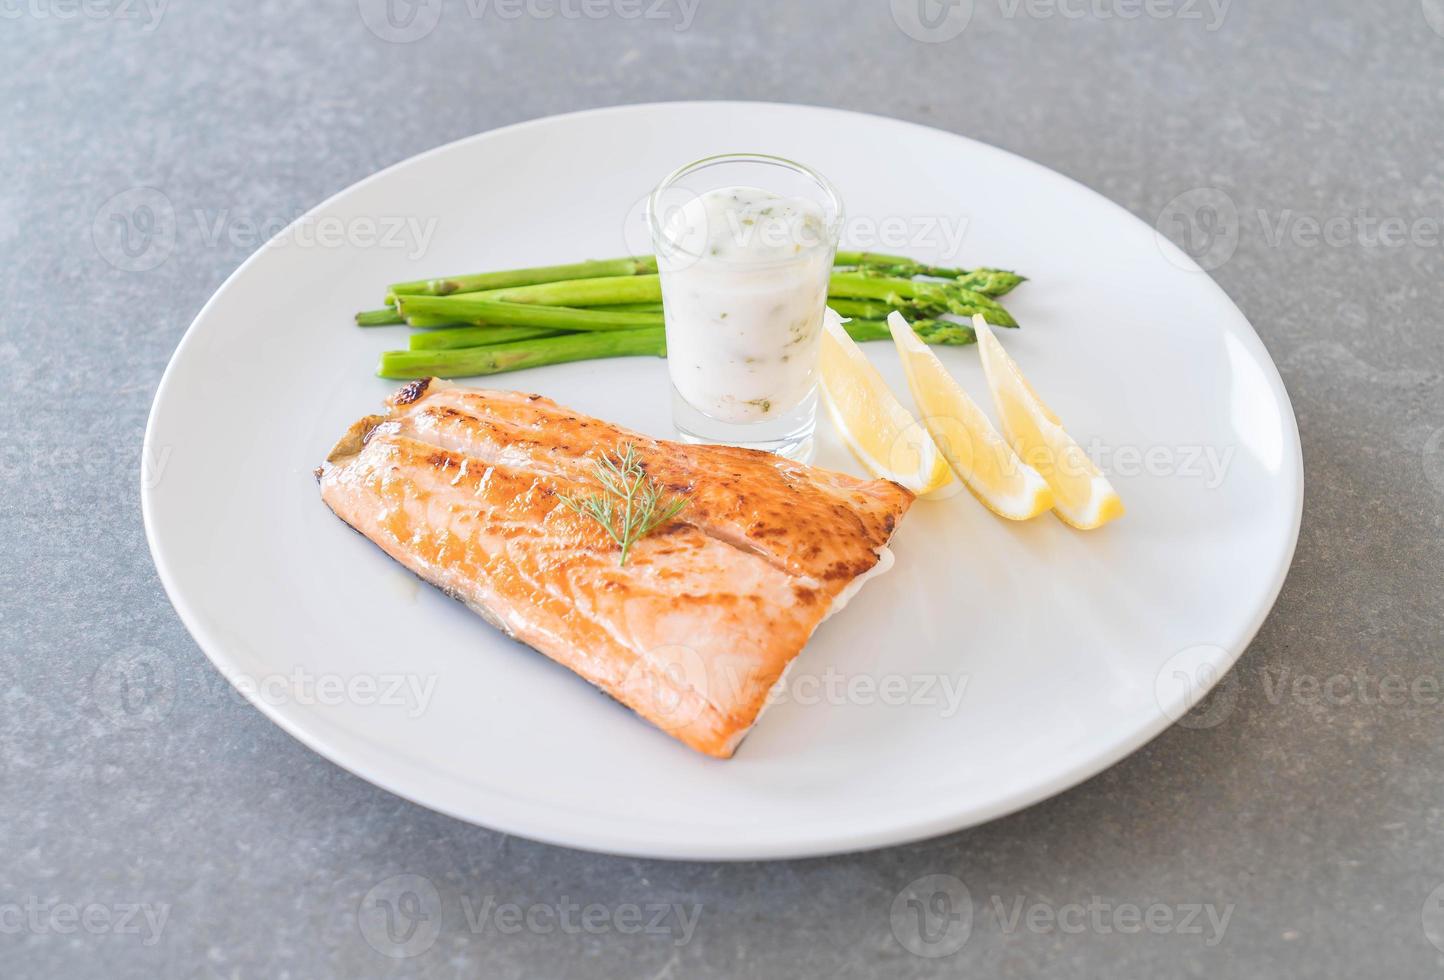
658,186,833,424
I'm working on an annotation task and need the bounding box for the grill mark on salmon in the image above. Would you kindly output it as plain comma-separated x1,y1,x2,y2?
318,379,914,758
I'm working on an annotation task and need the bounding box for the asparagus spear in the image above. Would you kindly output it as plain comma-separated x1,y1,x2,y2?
827,297,950,320
395,296,664,331
410,325,562,350
828,273,1018,327
834,250,963,276
357,308,406,327
388,256,658,298
388,253,1020,301
408,312,468,329
356,308,472,329
843,319,977,346
833,251,1026,295
467,275,664,307
379,317,972,380
951,268,1027,296
598,302,665,313
378,328,668,379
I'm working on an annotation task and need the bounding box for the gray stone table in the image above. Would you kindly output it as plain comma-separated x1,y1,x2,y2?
4,0,1444,976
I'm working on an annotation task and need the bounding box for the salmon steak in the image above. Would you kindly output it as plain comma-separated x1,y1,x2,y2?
317,378,914,758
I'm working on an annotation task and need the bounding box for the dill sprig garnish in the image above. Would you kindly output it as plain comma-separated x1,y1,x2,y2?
559,443,688,566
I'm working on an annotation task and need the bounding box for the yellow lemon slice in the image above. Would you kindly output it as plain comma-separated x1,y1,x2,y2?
818,310,953,496
972,315,1124,530
886,312,1053,520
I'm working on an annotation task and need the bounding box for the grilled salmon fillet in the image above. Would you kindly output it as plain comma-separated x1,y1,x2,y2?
318,378,914,758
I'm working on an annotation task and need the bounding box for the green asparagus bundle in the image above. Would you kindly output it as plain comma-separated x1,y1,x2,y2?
360,251,1025,380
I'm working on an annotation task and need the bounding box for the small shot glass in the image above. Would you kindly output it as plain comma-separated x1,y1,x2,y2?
648,153,844,463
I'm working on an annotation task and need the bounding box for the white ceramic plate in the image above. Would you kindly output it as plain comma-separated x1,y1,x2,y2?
143,102,1302,860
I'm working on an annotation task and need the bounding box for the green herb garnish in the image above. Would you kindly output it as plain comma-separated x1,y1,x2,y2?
559,443,688,566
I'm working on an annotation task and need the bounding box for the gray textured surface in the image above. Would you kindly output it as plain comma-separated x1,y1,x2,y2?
4,0,1444,976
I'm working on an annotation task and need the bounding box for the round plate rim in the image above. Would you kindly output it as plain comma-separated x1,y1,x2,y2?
141,101,1305,861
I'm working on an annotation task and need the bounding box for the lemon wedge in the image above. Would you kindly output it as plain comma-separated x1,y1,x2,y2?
886,312,1053,520
818,310,953,496
971,315,1124,530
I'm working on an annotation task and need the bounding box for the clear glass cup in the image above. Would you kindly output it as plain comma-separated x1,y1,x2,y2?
648,153,844,463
